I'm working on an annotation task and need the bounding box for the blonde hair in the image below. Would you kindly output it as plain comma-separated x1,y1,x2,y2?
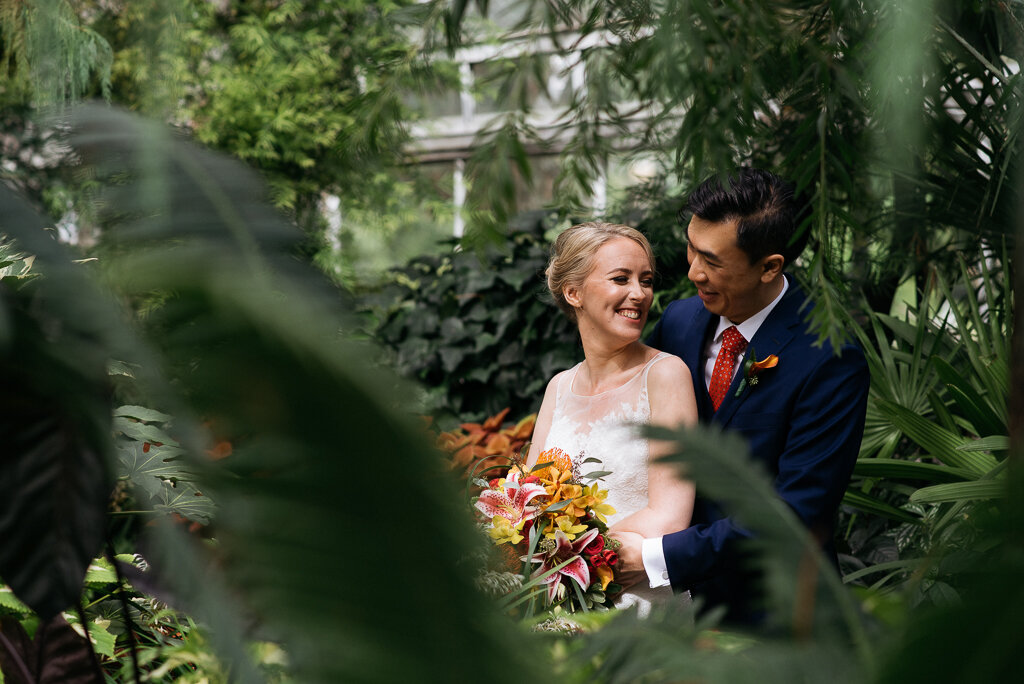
546,222,655,322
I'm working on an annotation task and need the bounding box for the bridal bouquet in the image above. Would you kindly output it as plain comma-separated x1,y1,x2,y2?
473,448,622,613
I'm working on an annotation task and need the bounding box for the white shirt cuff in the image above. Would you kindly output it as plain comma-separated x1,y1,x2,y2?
641,536,671,588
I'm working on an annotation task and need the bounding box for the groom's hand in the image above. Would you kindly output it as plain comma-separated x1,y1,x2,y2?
608,530,647,591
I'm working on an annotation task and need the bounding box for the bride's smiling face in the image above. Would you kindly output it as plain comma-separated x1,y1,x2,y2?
565,237,654,342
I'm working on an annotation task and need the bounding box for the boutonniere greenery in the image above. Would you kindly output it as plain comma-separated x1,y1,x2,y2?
735,351,779,398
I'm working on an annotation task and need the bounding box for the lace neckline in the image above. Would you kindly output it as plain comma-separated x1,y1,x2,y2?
568,352,668,398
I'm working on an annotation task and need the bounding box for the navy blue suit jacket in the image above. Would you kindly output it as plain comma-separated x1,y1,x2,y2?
647,275,869,620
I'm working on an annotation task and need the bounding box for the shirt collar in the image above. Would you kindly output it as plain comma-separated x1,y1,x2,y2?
712,276,789,344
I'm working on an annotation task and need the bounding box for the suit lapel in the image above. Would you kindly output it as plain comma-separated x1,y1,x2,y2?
713,277,805,425
682,306,717,419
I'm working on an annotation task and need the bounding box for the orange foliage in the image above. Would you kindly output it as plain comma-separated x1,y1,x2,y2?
435,408,536,479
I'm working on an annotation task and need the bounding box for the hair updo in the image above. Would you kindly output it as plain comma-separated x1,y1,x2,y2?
545,221,655,323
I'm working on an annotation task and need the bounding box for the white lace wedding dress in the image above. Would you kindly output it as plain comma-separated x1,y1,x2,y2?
542,352,689,617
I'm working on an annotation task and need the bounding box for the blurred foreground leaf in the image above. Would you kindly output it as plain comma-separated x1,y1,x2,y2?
0,186,114,620
63,102,535,683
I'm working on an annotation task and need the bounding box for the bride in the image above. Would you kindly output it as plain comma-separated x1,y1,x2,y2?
525,221,697,615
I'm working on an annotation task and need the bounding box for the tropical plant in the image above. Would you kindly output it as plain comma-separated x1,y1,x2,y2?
840,254,1011,617
435,406,536,478
433,0,1022,347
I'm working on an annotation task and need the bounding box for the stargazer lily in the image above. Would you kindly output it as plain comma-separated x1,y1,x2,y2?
525,527,600,604
475,469,547,536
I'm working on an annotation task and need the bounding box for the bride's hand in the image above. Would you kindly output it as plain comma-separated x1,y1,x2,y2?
607,529,646,591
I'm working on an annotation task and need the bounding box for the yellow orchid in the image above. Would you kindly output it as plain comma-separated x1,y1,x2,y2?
557,483,583,504
544,515,588,540
488,516,524,545
572,483,617,524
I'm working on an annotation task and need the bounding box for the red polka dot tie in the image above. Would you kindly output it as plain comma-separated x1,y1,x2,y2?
709,326,747,411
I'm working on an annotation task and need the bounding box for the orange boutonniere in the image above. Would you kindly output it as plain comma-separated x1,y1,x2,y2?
735,350,779,397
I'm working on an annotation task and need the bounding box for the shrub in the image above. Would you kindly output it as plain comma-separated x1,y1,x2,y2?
363,211,581,426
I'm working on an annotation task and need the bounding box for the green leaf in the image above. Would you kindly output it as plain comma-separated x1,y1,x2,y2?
923,580,960,607
842,490,923,525
0,191,114,619
873,399,996,475
83,560,117,586
113,415,179,447
84,619,117,659
114,404,175,424
932,357,1005,437
909,480,1007,504
107,360,137,378
842,559,923,585
65,102,534,684
0,587,31,615
852,459,975,483
957,436,1009,452
116,440,215,524
439,347,465,373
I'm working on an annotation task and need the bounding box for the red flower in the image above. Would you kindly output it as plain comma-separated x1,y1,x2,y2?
521,476,541,485
589,549,618,568
582,534,605,556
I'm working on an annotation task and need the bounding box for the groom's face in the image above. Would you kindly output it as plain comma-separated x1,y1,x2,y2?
685,216,779,324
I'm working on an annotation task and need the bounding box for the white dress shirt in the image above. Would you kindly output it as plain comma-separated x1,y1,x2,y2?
641,277,789,588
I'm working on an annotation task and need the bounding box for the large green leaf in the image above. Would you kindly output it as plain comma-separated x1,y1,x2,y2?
842,490,924,525
852,459,975,483
909,480,1007,504
0,186,114,621
0,614,102,683
115,440,215,525
873,398,997,475
68,103,532,684
958,436,1010,452
931,357,1006,437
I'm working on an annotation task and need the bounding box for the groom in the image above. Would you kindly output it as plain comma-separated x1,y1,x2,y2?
614,167,870,623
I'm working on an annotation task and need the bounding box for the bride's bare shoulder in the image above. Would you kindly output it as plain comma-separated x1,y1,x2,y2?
646,354,694,398
648,352,691,381
647,354,697,423
547,366,574,386
541,366,575,398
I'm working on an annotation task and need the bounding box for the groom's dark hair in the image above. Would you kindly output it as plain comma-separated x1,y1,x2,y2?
682,167,810,267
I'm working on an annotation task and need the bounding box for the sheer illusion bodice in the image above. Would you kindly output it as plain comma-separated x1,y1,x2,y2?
542,352,688,615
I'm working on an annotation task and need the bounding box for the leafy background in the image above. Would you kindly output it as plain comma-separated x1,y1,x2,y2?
0,0,1021,682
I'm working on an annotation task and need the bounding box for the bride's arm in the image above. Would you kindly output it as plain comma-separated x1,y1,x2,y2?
524,372,563,470
609,355,697,537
